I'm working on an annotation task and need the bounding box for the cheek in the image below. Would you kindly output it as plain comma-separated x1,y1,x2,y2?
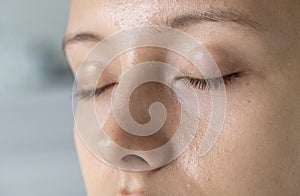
169,74,298,192
74,129,121,195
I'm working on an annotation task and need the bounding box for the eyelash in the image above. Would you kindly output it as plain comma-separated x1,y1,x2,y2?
183,72,240,90
75,72,240,100
75,82,117,100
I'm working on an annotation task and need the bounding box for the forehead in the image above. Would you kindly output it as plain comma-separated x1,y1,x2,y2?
66,0,299,60
68,0,298,30
67,0,263,32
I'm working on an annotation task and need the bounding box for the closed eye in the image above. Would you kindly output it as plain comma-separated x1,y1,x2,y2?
75,72,241,100
75,82,118,100
178,72,241,90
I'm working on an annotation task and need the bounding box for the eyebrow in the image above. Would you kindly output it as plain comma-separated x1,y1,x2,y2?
63,8,265,52
168,8,264,30
62,32,102,52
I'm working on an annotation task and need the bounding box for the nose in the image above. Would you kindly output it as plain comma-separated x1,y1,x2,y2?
101,48,181,169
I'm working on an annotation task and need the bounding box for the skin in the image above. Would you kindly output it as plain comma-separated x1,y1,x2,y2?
64,0,300,195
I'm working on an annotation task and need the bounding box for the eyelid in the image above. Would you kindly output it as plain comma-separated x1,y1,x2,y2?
75,82,118,100
175,72,239,81
176,72,241,90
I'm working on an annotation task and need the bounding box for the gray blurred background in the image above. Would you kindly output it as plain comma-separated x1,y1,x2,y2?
0,0,86,195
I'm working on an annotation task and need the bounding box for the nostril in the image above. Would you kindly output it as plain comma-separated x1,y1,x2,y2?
121,154,150,168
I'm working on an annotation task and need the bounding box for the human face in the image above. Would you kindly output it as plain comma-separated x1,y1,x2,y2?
64,0,300,195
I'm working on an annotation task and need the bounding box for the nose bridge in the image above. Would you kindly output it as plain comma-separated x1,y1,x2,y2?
116,47,170,126
119,47,167,71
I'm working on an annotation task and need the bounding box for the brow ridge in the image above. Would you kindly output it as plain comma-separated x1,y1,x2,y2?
62,32,102,51
168,8,265,31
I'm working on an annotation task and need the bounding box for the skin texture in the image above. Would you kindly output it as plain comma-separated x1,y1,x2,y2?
64,0,300,195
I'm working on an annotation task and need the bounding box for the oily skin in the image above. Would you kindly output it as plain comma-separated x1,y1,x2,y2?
65,0,300,195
